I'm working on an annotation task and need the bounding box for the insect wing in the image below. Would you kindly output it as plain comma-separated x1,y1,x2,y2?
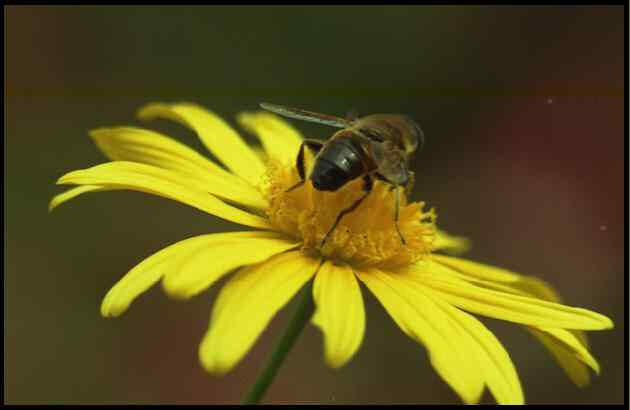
260,102,352,129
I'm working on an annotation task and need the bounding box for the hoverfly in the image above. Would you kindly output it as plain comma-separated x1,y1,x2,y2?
260,102,424,248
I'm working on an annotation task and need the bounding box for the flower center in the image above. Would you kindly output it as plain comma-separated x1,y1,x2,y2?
261,159,436,269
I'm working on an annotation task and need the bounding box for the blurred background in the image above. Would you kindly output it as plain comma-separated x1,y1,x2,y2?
5,5,625,405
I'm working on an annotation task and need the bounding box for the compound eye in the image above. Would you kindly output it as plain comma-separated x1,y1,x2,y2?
404,117,424,153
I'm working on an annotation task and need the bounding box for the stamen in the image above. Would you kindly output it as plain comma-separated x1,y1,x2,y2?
262,160,436,269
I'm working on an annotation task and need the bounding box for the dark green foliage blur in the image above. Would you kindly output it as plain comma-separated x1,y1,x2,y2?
5,5,624,404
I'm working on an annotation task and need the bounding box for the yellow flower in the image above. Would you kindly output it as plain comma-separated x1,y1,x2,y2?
50,102,613,404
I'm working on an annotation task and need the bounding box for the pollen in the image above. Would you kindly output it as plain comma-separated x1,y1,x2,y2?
261,159,437,269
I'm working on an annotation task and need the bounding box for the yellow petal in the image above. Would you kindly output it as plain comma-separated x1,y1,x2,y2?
249,144,267,162
48,185,110,211
236,111,303,164
91,127,244,184
416,258,555,302
90,127,264,207
420,260,595,380
162,234,300,299
311,262,365,368
432,254,578,317
137,103,266,186
405,258,600,387
513,280,591,362
527,327,599,387
57,161,271,229
417,289,524,404
101,232,264,317
510,275,564,304
199,251,319,374
498,276,588,349
428,254,595,344
432,229,471,255
500,274,591,351
356,268,484,404
415,262,613,330
431,254,521,283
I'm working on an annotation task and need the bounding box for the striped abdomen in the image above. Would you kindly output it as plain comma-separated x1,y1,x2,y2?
310,136,372,191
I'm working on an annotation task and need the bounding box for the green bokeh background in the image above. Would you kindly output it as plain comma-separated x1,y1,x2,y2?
5,5,625,404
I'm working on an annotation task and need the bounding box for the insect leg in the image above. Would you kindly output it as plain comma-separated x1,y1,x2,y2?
320,174,373,248
404,171,415,198
369,172,406,244
394,186,406,245
286,139,324,192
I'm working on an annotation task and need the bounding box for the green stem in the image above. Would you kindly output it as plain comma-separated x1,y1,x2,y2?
241,280,314,405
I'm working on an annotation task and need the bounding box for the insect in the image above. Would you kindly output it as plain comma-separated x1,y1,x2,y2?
260,102,425,248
